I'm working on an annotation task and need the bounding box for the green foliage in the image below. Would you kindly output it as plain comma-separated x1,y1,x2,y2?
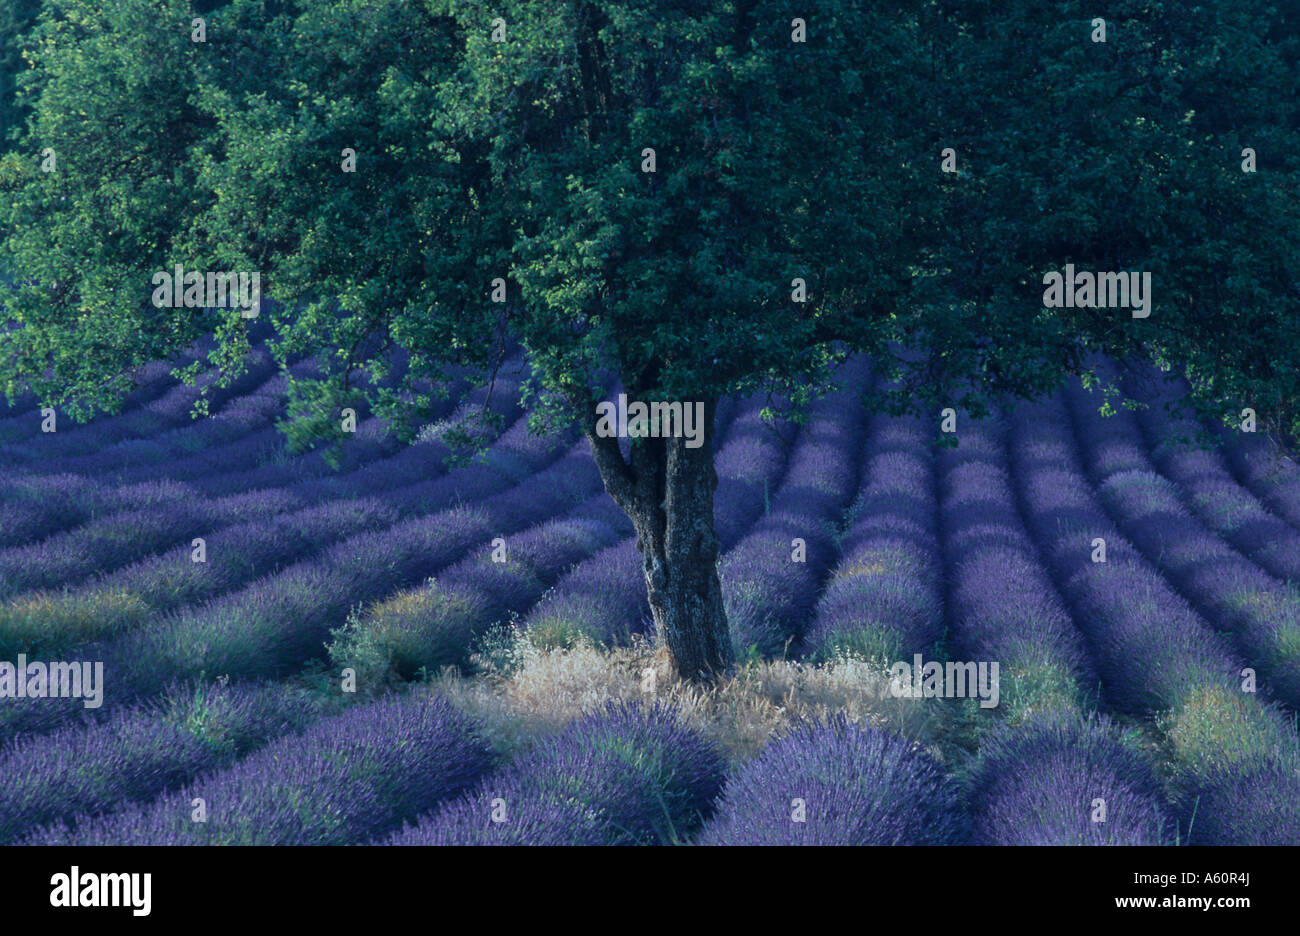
280,369,366,463
326,582,484,687
0,0,41,154
0,0,1297,442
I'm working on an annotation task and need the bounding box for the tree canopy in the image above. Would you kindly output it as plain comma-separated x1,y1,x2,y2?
3,0,1298,426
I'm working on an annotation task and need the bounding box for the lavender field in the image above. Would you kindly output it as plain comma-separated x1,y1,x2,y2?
1,343,1298,848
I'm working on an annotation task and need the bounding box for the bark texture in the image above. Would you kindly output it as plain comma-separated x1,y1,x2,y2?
583,396,733,681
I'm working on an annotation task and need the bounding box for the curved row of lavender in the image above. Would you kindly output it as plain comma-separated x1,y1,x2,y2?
0,333,253,455
801,411,944,664
937,413,1095,716
328,495,634,680
0,419,602,742
0,353,184,441
929,411,1169,845
1217,416,1300,533
0,345,276,545
1065,378,1300,708
1010,393,1300,844
30,359,323,479
0,345,284,470
1127,373,1300,583
0,366,333,556
0,397,592,738
24,693,492,846
0,499,634,842
0,358,502,592
0,681,314,843
721,358,870,658
0,342,462,548
0,368,531,663
0,354,190,457
0,360,329,597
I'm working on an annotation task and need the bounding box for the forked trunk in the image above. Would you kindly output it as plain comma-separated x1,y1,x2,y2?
635,429,732,680
583,396,733,681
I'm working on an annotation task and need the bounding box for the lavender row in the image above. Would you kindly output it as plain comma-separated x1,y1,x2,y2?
22,358,324,478
1065,380,1300,708
0,343,210,445
3,336,378,484
388,703,724,846
0,356,180,436
1010,394,1241,714
132,367,482,493
0,364,324,595
0,346,281,466
0,499,242,601
1220,423,1300,532
1128,373,1300,582
934,415,1162,844
0,378,532,658
937,414,1095,717
1011,394,1300,844
227,368,526,503
0,681,315,844
802,414,944,665
1159,687,1300,844
722,360,870,658
711,395,800,550
965,711,1175,845
328,493,632,681
0,369,509,593
0,475,203,550
0,496,405,661
0,358,484,550
0,357,299,548
25,693,491,846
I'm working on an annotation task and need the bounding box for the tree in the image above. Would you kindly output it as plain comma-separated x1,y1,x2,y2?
2,0,1298,680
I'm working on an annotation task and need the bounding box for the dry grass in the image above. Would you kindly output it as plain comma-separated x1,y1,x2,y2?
431,628,946,765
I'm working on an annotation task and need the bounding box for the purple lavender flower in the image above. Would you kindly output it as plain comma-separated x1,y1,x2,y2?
1067,380,1300,708
1182,756,1300,845
967,712,1175,845
698,716,960,845
23,693,492,846
0,681,309,843
388,702,723,846
1009,394,1242,714
803,415,944,663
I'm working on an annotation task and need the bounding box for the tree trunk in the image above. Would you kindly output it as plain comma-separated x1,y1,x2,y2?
583,396,734,681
